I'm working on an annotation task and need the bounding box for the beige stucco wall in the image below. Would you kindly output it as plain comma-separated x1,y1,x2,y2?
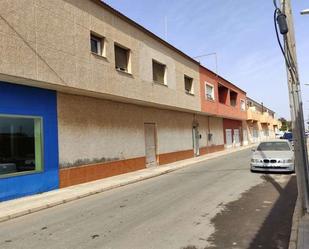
246,121,278,144
58,93,223,167
58,93,192,167
0,0,201,112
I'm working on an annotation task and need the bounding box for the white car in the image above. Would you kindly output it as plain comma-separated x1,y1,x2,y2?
250,140,294,173
275,131,284,139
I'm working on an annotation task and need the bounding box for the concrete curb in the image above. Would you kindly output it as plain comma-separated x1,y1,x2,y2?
0,145,254,223
289,196,302,249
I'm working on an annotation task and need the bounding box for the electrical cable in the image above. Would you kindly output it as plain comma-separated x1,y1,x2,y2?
285,38,299,80
273,7,298,84
274,8,291,68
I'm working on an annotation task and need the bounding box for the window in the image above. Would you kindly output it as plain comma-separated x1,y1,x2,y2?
230,90,238,107
152,60,166,84
0,115,43,176
90,33,104,56
184,75,194,94
240,99,246,111
115,44,130,72
218,84,228,104
205,83,215,101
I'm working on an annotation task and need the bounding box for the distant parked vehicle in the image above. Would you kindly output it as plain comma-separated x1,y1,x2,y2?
275,131,284,139
281,132,293,143
250,140,294,173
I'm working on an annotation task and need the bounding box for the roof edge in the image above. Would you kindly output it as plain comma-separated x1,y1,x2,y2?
90,0,200,66
247,97,275,114
199,65,246,94
90,1,247,96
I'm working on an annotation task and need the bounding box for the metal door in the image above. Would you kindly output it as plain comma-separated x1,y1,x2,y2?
253,128,258,142
192,126,200,156
144,123,157,167
234,129,240,147
225,129,232,148
243,129,248,145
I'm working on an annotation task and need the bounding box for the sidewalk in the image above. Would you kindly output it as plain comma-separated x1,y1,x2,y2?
296,213,309,249
0,145,254,223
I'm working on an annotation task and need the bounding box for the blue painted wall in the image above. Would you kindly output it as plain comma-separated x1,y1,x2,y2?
0,82,59,201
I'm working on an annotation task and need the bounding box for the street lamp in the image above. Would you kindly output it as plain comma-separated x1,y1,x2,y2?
301,9,309,15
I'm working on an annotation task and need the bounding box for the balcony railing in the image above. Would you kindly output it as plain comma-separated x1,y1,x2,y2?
247,108,260,121
260,113,271,124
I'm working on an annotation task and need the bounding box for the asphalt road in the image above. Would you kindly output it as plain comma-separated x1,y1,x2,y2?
0,148,296,249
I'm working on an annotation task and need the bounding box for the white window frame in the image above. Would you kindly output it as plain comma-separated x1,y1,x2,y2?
184,75,194,95
240,99,246,111
205,82,215,101
90,32,105,57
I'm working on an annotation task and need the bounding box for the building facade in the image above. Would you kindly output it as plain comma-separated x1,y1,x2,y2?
0,0,215,200
246,97,281,143
0,0,281,201
199,66,248,148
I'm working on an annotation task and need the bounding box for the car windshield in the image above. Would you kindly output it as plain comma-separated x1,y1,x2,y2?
257,142,290,151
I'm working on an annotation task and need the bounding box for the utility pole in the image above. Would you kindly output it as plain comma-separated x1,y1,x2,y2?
278,0,309,212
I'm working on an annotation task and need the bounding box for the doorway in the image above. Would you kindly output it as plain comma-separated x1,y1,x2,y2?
225,129,233,148
192,126,200,156
234,129,240,147
144,123,157,167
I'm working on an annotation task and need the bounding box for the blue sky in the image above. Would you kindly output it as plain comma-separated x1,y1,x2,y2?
105,0,309,120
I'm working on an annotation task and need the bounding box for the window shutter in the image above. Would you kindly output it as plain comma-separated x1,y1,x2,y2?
115,46,128,71
153,61,165,84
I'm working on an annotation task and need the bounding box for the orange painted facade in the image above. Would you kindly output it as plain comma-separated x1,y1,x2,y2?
60,149,196,188
158,149,194,165
59,146,227,188
199,145,225,155
59,157,146,188
199,66,247,120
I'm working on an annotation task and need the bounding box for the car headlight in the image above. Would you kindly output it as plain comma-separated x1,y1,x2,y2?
282,159,293,163
251,159,260,163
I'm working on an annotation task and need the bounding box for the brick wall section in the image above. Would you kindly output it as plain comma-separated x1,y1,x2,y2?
223,119,243,143
199,66,247,120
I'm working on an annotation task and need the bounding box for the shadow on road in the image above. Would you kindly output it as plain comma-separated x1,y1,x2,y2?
247,175,297,249
203,175,297,249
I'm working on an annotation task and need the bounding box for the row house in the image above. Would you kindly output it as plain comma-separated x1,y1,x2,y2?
245,97,282,143
0,0,280,201
199,66,248,148
0,0,219,201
